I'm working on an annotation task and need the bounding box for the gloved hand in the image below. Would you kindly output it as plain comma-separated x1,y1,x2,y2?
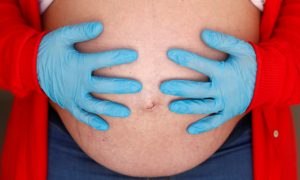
37,22,142,131
160,30,257,134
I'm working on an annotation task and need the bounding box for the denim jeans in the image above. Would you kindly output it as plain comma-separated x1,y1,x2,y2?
47,119,253,180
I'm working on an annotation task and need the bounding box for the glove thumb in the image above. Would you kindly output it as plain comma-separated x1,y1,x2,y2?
57,22,103,45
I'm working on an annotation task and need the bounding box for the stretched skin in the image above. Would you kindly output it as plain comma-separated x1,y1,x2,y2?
0,0,299,179
42,0,260,177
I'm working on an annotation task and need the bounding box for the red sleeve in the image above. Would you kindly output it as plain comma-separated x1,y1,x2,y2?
0,0,48,98
246,0,300,111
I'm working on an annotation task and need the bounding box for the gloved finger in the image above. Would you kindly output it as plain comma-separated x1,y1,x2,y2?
201,30,254,56
169,99,222,115
58,22,103,45
72,105,109,131
160,80,218,98
90,77,142,94
187,112,224,134
78,94,131,118
167,49,220,78
83,49,138,71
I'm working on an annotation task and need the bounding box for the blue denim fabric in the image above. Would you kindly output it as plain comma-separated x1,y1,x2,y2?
47,120,253,180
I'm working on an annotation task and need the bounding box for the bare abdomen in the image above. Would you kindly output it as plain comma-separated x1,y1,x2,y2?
42,0,260,177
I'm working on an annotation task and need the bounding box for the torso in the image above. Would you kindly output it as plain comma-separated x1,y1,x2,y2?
42,0,260,177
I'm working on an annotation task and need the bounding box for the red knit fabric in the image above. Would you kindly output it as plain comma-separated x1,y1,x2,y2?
0,0,299,179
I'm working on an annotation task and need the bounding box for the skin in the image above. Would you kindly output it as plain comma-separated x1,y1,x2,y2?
43,0,261,177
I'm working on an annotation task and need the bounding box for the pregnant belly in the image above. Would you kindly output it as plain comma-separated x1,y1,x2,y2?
42,0,260,177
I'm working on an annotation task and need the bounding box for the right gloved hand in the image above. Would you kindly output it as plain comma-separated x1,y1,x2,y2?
37,22,142,131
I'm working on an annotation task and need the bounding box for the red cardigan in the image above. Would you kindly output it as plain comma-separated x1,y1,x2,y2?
0,0,299,179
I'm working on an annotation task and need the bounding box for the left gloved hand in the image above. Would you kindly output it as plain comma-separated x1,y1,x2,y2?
160,30,257,134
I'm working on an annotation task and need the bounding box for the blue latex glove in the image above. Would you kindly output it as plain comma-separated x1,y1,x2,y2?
37,22,142,131
160,30,257,134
